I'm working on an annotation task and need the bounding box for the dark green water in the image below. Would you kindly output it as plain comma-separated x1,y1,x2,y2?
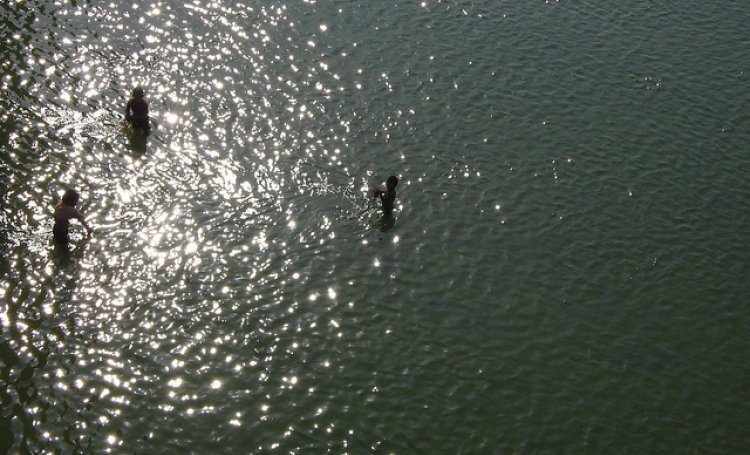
1,1,749,453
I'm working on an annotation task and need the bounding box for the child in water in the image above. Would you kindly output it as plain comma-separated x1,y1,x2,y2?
124,86,150,134
370,175,398,218
53,189,93,244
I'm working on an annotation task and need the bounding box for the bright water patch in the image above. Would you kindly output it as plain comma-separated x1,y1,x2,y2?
1,1,750,452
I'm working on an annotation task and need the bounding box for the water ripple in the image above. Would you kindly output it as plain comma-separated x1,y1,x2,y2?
2,0,750,453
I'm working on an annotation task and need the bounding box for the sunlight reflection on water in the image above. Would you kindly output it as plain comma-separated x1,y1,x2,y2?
4,0,750,453
3,0,392,451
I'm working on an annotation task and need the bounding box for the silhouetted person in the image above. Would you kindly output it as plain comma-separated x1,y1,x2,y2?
370,175,398,218
125,86,150,134
53,189,92,244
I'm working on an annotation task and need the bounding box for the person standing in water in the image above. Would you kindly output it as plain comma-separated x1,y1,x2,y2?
370,175,398,218
124,86,150,134
53,189,93,244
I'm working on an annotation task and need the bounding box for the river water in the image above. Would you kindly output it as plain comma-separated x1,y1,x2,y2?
1,1,749,453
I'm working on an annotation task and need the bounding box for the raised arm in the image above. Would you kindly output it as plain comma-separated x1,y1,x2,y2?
75,209,93,234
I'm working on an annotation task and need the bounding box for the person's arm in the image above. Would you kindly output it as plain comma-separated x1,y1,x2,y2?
75,210,93,234
124,100,132,121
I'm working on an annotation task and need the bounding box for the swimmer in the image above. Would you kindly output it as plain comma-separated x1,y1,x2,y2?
369,175,398,218
124,86,150,134
53,189,93,244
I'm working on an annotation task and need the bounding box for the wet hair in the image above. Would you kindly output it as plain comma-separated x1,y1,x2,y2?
61,189,79,206
132,86,144,98
386,175,398,189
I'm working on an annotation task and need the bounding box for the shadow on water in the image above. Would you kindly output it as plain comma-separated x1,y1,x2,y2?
374,215,396,233
50,234,89,269
123,120,155,155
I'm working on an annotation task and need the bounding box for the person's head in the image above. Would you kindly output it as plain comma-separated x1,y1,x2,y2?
132,86,144,98
61,189,80,206
386,175,398,190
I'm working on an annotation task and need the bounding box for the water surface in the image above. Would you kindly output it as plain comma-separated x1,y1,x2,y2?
1,1,749,452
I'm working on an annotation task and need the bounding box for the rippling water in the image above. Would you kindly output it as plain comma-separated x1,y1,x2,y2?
2,1,749,452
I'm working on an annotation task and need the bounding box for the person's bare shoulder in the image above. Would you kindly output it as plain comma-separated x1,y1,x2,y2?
55,204,78,219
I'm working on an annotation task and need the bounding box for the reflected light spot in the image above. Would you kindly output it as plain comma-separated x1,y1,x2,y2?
185,242,198,253
211,379,222,389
